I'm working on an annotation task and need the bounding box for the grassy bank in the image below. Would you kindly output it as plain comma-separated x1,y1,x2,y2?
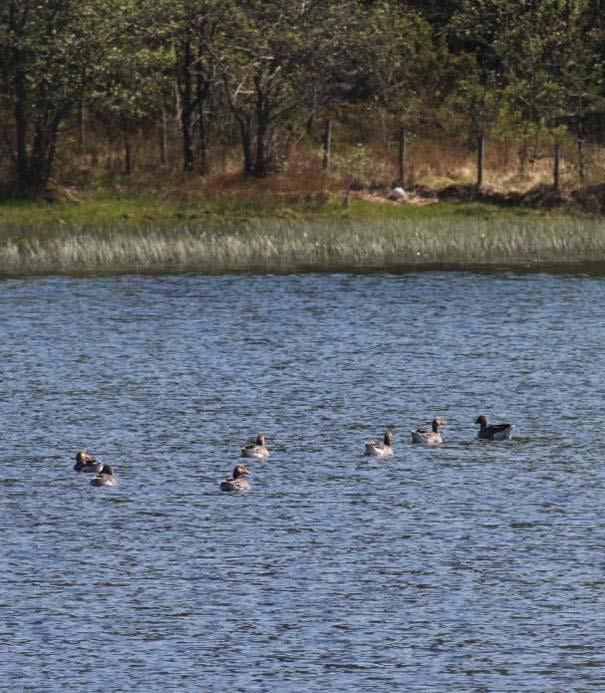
1,192,605,274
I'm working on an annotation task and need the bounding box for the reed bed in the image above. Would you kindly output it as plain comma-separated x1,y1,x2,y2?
1,216,605,274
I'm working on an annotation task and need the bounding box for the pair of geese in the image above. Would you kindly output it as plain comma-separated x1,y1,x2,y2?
220,433,269,492
74,451,117,485
364,415,514,457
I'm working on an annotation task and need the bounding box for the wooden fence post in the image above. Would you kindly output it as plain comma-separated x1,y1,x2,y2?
398,125,406,186
78,100,86,157
577,137,585,183
476,133,485,189
159,107,168,166
553,142,560,190
322,118,332,171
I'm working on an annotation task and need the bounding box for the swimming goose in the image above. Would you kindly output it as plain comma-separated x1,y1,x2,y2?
241,434,269,459
220,464,252,492
74,450,103,473
411,417,446,445
364,430,394,457
475,415,514,440
90,464,117,487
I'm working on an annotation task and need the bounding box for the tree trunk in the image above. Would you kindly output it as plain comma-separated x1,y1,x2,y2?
177,38,195,172
576,103,586,184
195,36,210,175
306,86,318,137
197,108,209,175
239,115,253,177
13,63,31,194
253,122,270,177
26,112,63,194
251,86,271,177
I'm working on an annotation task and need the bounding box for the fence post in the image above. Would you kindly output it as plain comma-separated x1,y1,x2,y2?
577,137,585,183
476,133,485,189
322,118,332,171
159,107,168,166
398,125,406,186
78,99,86,156
553,142,560,190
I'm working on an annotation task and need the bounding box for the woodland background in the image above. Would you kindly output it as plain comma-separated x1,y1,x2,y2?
1,0,604,200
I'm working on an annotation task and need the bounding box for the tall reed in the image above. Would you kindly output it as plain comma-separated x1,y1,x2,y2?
1,216,605,274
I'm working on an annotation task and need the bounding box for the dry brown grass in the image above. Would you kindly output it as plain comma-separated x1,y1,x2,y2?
40,122,605,210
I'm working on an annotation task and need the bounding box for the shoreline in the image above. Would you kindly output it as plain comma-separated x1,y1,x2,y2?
3,261,605,279
2,193,605,276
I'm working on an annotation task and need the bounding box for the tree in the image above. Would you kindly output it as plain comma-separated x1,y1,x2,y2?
0,0,112,195
353,2,449,146
90,1,174,174
215,0,358,177
165,0,225,173
450,0,603,183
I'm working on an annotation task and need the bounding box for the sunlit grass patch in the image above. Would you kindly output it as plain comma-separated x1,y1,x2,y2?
1,212,604,274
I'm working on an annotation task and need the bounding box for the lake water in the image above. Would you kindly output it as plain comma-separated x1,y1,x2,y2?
2,270,605,691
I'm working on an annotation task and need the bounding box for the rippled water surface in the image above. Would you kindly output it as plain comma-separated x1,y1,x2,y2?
2,270,605,691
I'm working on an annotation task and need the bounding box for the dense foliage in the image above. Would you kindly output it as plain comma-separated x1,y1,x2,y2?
0,0,603,194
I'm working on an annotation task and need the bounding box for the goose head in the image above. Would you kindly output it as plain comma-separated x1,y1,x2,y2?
233,464,251,479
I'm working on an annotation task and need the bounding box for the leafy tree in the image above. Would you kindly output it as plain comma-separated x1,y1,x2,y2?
0,0,112,194
354,1,453,143
89,1,174,174
451,0,603,181
441,5,503,187
215,0,358,177
555,3,604,178
399,0,462,33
